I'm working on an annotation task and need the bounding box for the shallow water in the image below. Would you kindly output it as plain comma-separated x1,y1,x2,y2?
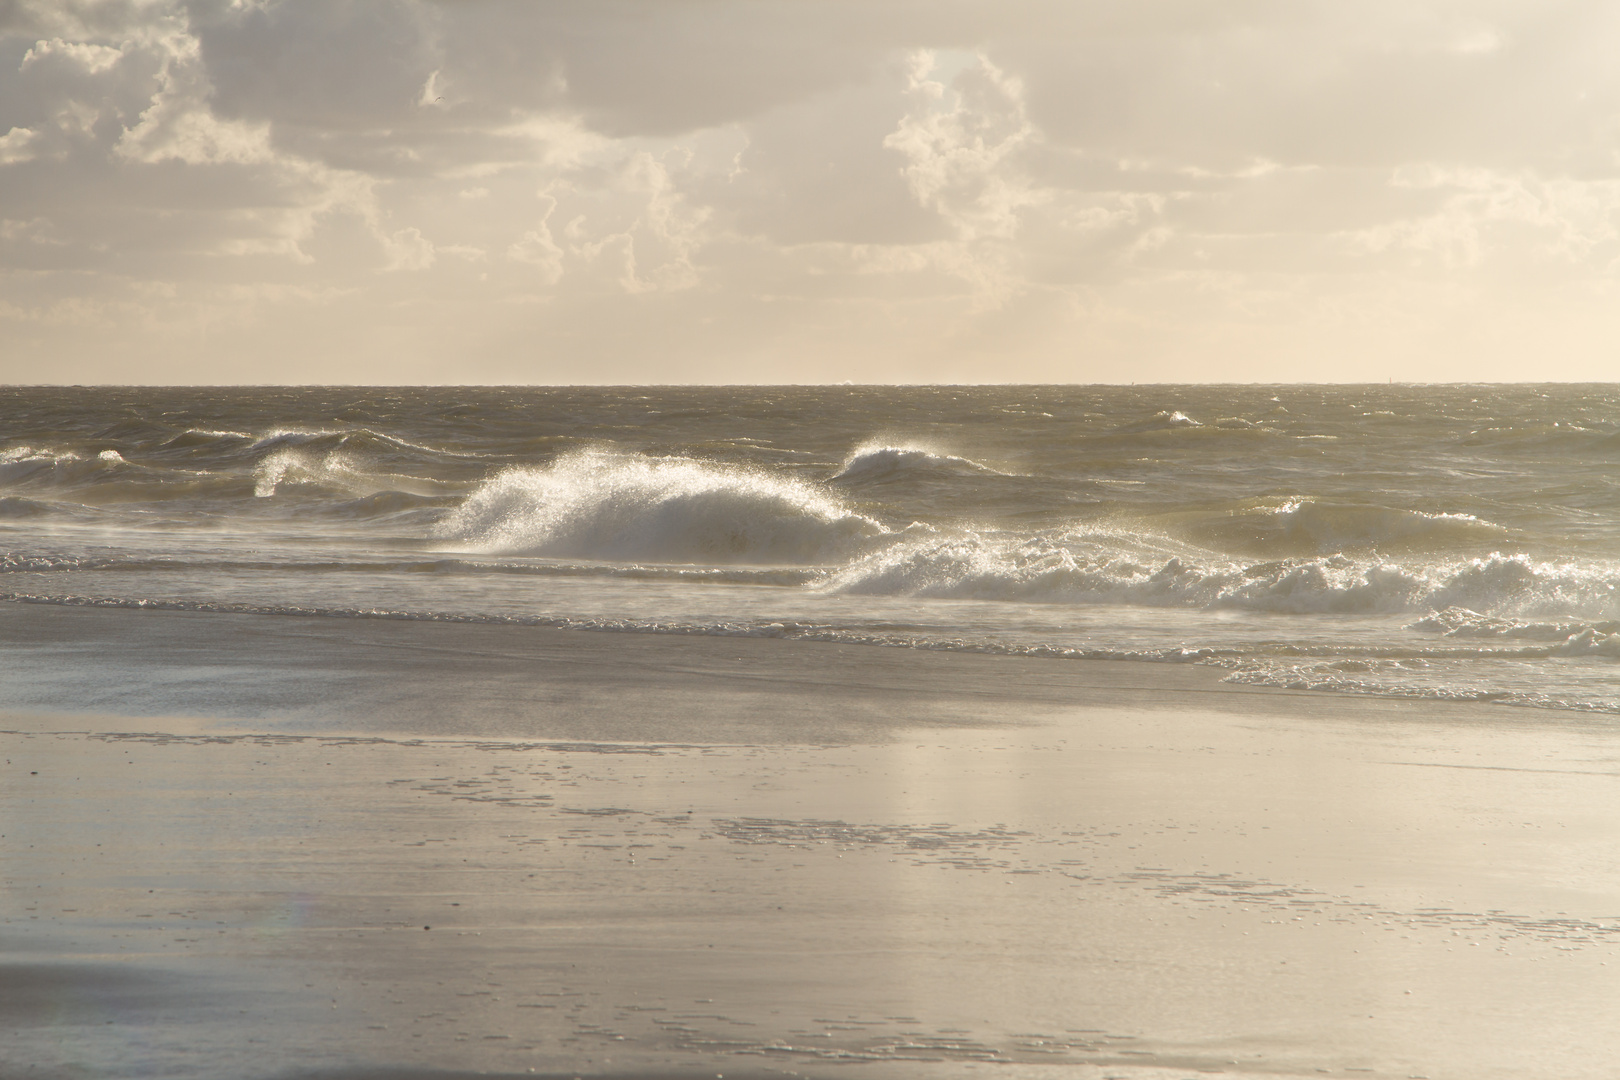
4,383,1620,714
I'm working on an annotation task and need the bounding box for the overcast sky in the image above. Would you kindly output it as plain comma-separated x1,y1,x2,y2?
2,0,1618,384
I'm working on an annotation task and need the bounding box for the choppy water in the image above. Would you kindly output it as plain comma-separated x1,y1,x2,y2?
4,384,1620,715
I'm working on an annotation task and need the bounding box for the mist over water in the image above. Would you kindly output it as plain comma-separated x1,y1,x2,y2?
4,384,1620,713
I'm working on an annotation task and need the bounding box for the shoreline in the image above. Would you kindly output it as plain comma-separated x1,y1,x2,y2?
0,597,1591,739
4,600,1620,1079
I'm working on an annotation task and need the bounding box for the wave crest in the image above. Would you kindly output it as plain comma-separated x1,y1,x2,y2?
829,442,1005,484
1173,498,1512,557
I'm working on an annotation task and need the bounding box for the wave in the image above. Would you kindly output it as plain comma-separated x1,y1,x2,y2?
1405,607,1618,642
829,442,1007,484
1455,422,1620,459
0,550,816,587
819,536,1620,619
1169,498,1513,557
1,445,77,463
4,427,478,506
1217,661,1620,713
249,428,483,501
157,428,255,449
0,445,83,485
2,552,91,572
1402,606,1620,659
1112,410,1202,434
0,496,52,519
5,591,1615,717
0,444,233,502
0,589,1214,664
1082,410,1284,447
246,426,484,462
253,448,390,499
816,533,1198,604
435,448,887,564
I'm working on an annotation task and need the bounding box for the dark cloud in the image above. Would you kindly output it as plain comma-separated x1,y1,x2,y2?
190,0,440,130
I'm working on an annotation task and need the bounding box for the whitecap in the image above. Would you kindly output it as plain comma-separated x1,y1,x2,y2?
829,442,1006,484
1110,410,1202,434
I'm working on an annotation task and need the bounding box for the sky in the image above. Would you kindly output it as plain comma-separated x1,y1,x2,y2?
2,0,1619,385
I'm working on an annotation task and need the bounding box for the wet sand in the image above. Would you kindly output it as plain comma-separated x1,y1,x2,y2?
4,603,1620,1080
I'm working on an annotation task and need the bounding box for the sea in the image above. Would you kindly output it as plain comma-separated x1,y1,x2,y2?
4,383,1619,716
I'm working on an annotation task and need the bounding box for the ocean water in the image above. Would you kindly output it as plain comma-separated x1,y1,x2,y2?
4,383,1619,715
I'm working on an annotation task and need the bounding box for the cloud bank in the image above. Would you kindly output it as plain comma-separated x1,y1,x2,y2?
2,0,1618,383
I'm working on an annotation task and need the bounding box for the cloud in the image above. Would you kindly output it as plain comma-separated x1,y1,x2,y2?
3,0,1620,383
886,50,1042,242
507,194,564,283
0,125,36,163
1350,166,1620,270
21,36,126,73
113,22,273,167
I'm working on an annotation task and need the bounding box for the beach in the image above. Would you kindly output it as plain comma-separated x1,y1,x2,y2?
8,0,1620,1067
5,602,1619,1080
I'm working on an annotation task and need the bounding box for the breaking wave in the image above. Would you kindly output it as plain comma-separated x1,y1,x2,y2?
248,429,476,500
251,447,444,501
436,448,887,564
1406,607,1619,641
1112,410,1202,434
819,537,1620,619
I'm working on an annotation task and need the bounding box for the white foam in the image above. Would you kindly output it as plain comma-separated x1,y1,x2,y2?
250,427,352,447
0,446,89,490
1551,627,1620,658
1404,607,1611,641
816,532,1210,604
436,448,887,564
818,533,1620,620
1,445,82,466
1217,657,1620,713
1111,410,1203,434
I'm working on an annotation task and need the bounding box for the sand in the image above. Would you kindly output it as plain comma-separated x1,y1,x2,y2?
3,602,1619,1080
